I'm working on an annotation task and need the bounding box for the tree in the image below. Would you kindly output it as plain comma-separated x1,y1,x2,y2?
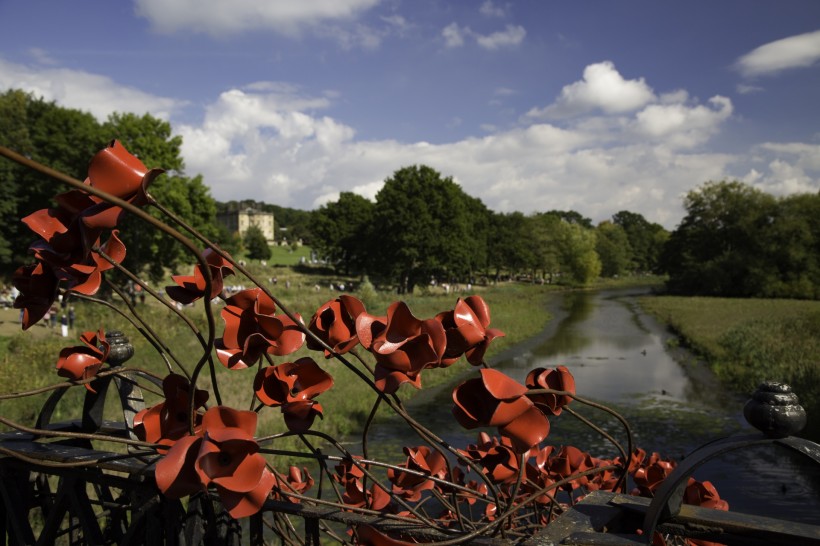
554,221,601,285
0,90,106,275
544,210,593,229
612,210,668,273
528,213,563,282
368,165,482,293
661,181,776,296
487,212,534,279
311,192,374,274
244,225,271,261
595,221,632,278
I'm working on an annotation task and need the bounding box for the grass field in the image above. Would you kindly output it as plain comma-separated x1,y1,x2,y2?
639,295,820,437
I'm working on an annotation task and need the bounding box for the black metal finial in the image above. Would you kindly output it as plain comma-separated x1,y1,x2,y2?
105,330,135,367
743,381,807,438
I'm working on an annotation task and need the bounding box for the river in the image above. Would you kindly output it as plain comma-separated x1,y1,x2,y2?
370,286,820,524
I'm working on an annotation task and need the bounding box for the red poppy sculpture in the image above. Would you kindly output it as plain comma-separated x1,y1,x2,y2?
55,329,110,390
133,374,210,451
13,140,159,329
12,262,59,330
387,445,448,501
306,295,366,357
166,248,235,304
253,357,334,432
79,139,164,230
452,368,550,452
356,301,446,394
155,406,275,518
525,366,576,416
216,288,305,369
436,296,505,366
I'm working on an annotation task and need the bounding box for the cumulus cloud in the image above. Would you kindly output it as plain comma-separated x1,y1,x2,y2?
4,60,813,229
634,96,733,148
479,1,507,18
735,29,820,77
134,0,380,36
527,61,655,119
475,24,526,50
0,58,182,121
442,22,466,47
172,78,742,227
442,22,525,50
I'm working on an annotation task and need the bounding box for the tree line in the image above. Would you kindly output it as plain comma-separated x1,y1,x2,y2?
309,165,668,292
2,89,817,299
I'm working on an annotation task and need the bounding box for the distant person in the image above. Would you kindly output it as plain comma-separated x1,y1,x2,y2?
60,314,68,337
68,307,76,329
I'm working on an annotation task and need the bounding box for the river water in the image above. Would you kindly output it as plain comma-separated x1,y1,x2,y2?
369,287,820,524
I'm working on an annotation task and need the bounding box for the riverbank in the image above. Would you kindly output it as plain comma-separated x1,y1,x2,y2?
638,295,820,440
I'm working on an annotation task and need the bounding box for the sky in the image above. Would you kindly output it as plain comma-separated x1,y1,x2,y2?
1,1,819,228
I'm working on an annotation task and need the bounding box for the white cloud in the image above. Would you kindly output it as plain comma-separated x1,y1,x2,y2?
4,60,814,229
736,30,820,77
528,61,655,119
736,83,764,95
442,22,466,48
475,24,526,50
479,1,507,18
134,0,381,36
0,58,182,121
27,48,58,65
634,96,733,148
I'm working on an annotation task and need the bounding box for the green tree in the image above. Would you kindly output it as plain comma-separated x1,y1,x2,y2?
529,213,563,282
311,192,374,274
244,225,271,261
487,212,534,279
0,90,105,275
554,221,601,285
661,181,777,296
595,221,632,278
368,165,481,293
612,210,668,272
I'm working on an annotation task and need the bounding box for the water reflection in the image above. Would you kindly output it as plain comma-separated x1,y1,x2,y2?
499,288,733,409
369,287,820,524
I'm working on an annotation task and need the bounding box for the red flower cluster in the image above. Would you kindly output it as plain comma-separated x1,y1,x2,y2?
155,406,275,518
436,296,505,366
346,295,504,394
55,329,110,390
356,301,446,394
133,374,210,452
253,357,334,432
14,141,160,329
166,248,235,304
333,456,391,510
307,295,366,356
387,446,448,501
216,288,305,369
453,368,552,452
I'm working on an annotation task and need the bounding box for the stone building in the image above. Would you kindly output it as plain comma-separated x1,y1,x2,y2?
217,208,275,244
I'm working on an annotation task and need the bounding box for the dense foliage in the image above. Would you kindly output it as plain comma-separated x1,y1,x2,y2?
661,181,820,299
0,90,219,282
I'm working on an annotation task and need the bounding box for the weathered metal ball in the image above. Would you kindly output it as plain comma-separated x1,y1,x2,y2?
743,381,807,438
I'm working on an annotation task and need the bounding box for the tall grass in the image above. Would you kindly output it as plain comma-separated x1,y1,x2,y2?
639,296,820,437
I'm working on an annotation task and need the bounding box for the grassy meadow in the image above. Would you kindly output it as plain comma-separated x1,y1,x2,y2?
639,295,820,437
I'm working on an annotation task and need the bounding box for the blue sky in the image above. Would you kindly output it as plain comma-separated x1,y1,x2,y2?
1,0,819,227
